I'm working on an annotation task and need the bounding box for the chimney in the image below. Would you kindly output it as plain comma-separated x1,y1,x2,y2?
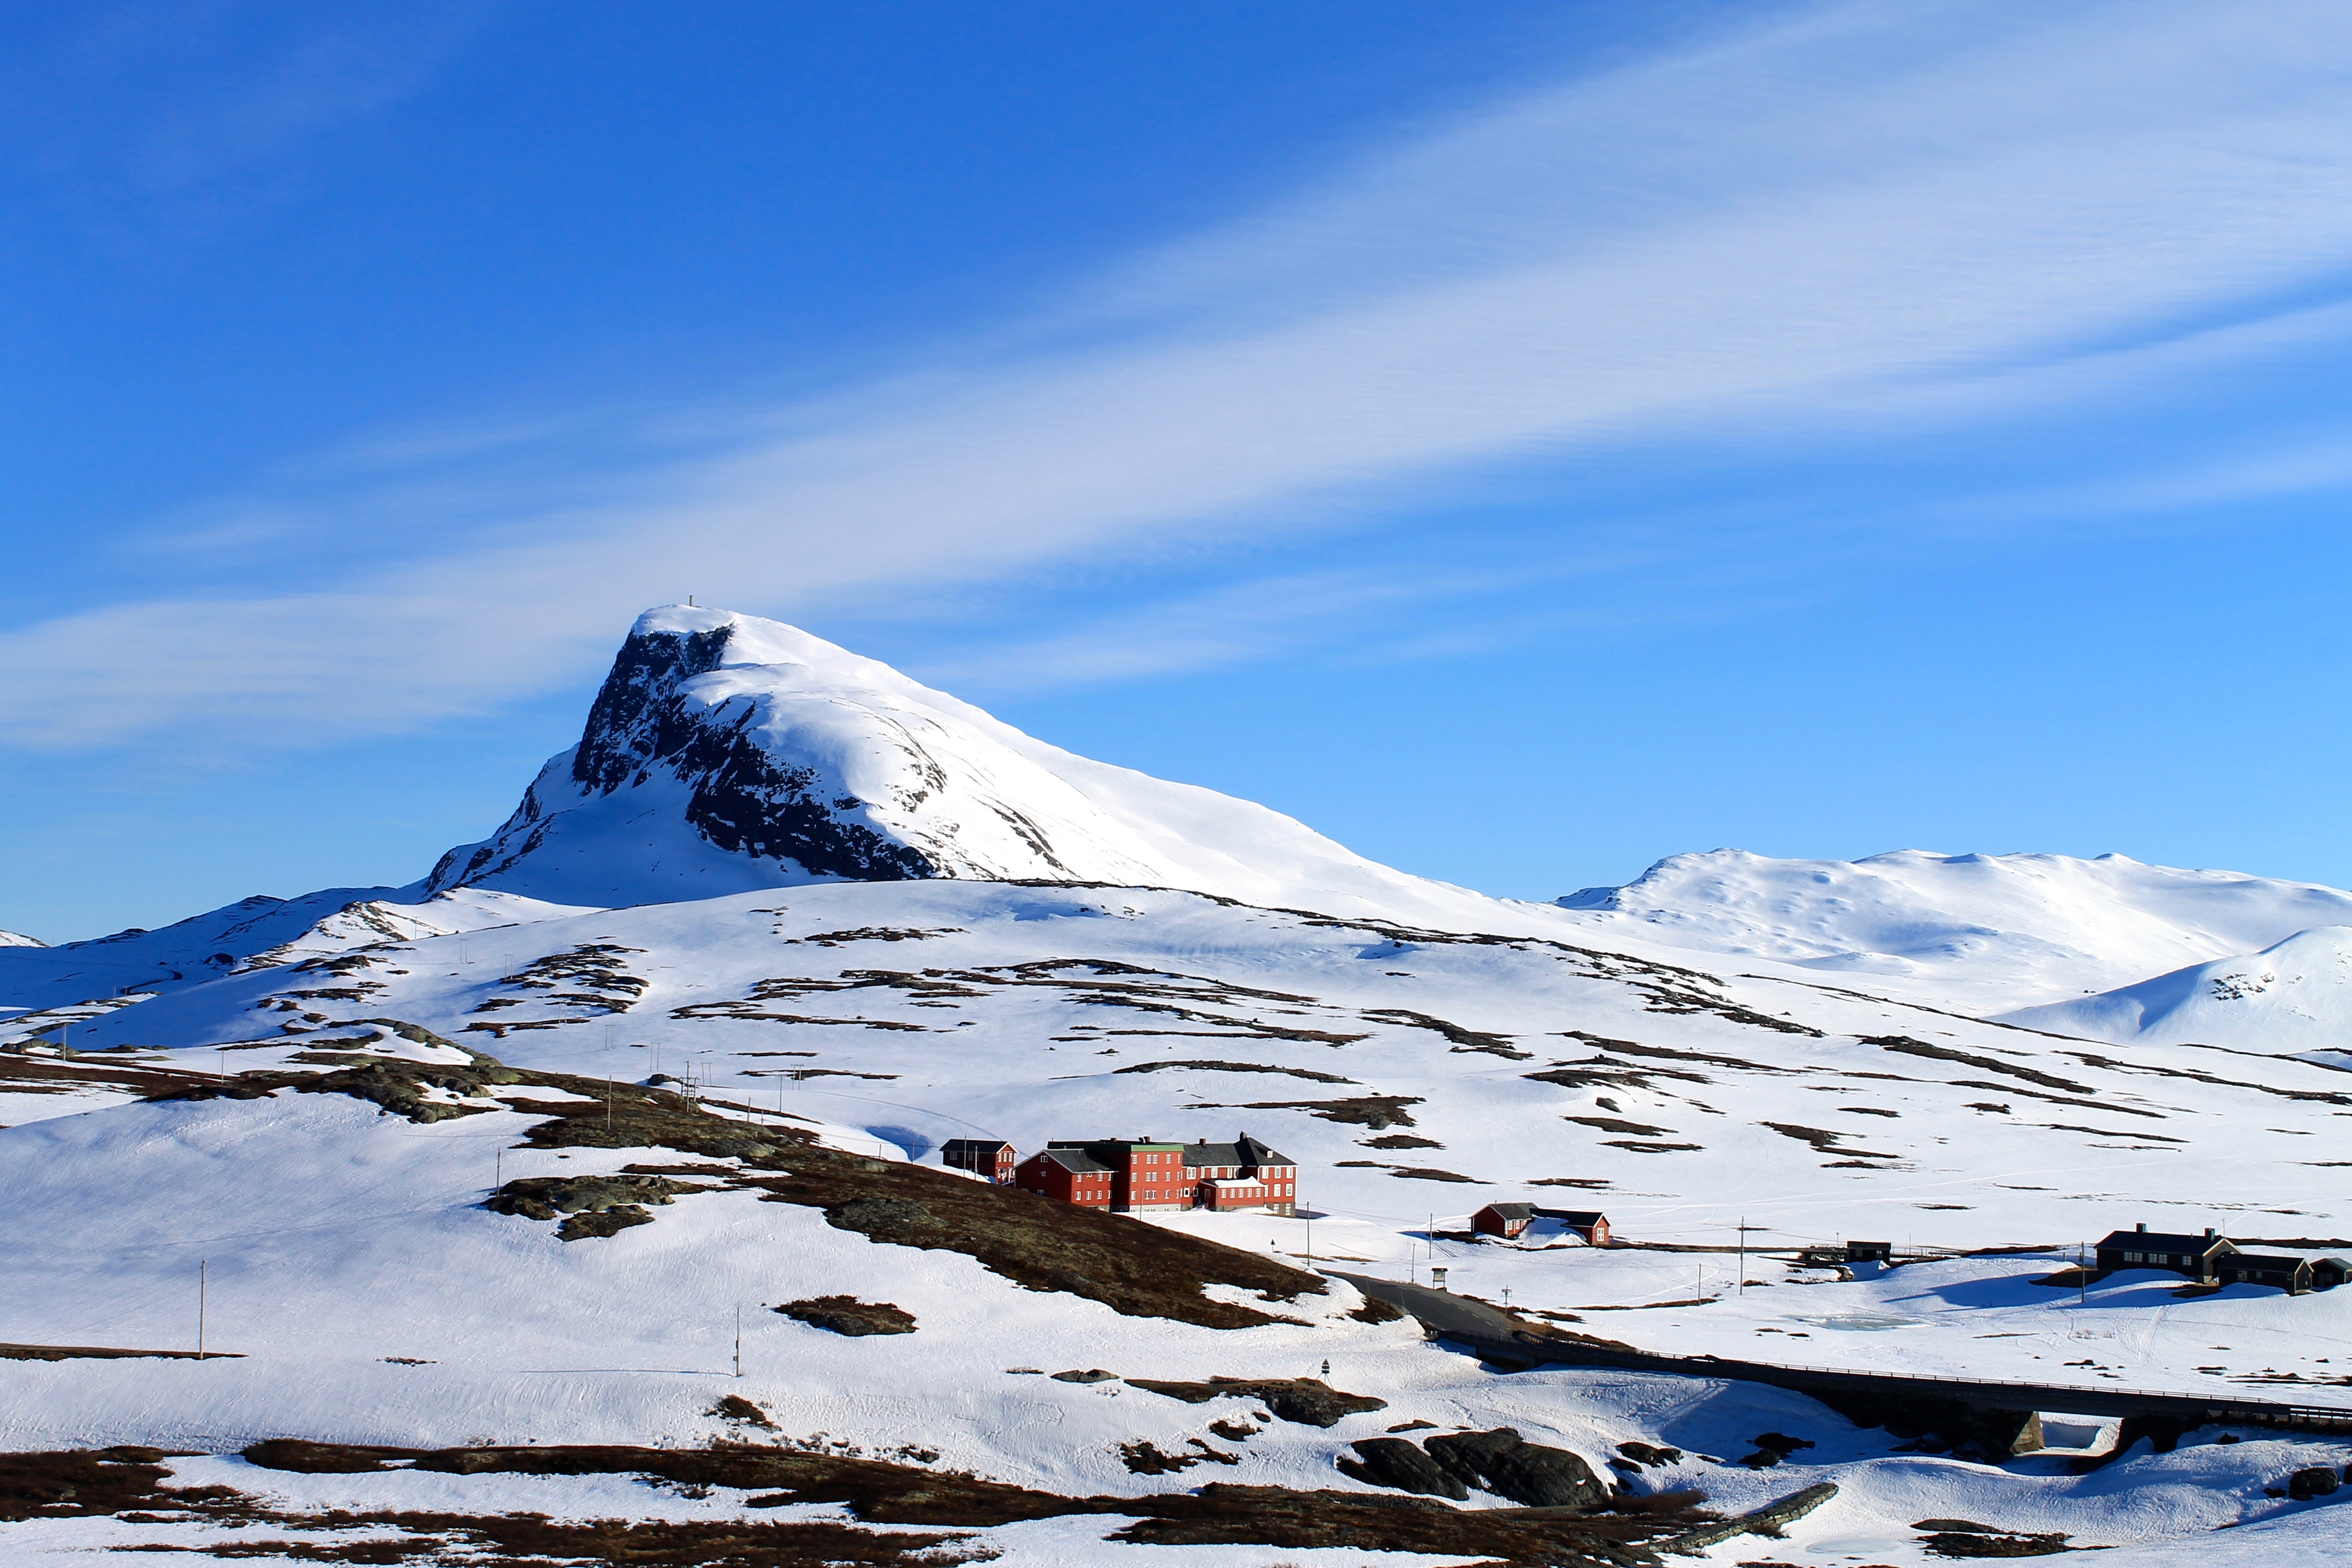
2206,1227,2218,1239
2136,1222,2147,1233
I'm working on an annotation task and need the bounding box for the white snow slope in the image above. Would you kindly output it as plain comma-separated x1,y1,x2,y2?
2005,924,2352,1053
1560,847,2352,1014
7,879,2352,1564
423,605,1512,929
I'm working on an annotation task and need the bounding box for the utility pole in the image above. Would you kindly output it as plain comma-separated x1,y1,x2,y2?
1303,1196,1310,1262
217,1046,227,1079
1736,1219,1766,1295
495,1147,503,1196
2079,1242,2088,1307
197,1261,206,1361
734,1305,743,1379
606,1074,614,1136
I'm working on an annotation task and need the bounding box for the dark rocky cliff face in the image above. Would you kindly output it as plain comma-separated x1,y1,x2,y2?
430,623,937,893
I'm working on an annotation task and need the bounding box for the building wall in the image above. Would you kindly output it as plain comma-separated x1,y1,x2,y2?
1013,1154,1112,1208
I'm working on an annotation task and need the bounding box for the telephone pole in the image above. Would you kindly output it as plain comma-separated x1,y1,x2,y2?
1736,1219,1766,1295
197,1260,207,1361
734,1305,743,1379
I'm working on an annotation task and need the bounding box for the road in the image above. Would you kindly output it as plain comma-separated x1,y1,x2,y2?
1326,1271,2352,1435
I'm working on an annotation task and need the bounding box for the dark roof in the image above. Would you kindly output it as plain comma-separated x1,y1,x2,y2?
2096,1229,2234,1254
2221,1253,2312,1271
1479,1202,1536,1221
1535,1207,1608,1227
1035,1148,1111,1174
940,1138,1011,1153
1181,1133,1294,1169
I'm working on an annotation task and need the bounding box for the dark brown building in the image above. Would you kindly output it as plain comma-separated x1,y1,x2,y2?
939,1138,1016,1183
2215,1253,2315,1294
2094,1223,2236,1283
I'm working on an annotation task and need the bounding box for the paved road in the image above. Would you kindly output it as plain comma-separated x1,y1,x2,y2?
1327,1271,2352,1434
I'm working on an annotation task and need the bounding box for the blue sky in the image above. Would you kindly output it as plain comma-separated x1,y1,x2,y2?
7,0,2352,942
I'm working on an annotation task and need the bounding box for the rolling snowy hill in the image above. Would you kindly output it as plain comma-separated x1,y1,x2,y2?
1558,847,2352,1012
7,877,2352,1564
2003,924,2352,1052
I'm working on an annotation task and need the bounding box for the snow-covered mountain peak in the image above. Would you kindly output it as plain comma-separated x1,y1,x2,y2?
422,606,1508,924
1556,846,2352,1006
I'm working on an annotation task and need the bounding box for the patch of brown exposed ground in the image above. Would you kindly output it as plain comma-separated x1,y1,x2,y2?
221,1441,1710,1565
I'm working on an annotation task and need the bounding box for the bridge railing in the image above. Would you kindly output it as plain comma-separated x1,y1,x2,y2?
1463,1332,2352,1424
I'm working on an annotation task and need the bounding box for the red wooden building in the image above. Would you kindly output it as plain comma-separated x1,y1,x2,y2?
1533,1207,1611,1245
1012,1145,1116,1207
1014,1133,1297,1215
1473,1202,1535,1238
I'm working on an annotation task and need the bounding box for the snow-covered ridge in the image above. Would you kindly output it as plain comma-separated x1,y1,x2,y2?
422,605,1514,926
2002,923,2352,1049
1559,847,2352,1008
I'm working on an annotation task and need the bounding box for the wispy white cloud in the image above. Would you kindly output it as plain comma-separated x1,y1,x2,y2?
8,1,488,222
13,0,2352,747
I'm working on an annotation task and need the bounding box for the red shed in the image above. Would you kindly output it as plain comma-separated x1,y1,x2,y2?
1473,1202,1535,1239
1535,1207,1611,1246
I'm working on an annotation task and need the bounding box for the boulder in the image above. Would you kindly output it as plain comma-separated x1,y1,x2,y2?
2288,1466,2342,1500
1423,1428,1607,1510
1125,1378,1386,1428
774,1297,917,1336
1338,1438,1467,1501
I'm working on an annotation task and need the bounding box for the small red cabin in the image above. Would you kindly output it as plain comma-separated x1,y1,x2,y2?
1534,1207,1611,1246
1473,1202,1535,1239
940,1139,1016,1183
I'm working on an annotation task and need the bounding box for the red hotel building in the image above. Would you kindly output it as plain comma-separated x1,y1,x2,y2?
1012,1133,1297,1215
